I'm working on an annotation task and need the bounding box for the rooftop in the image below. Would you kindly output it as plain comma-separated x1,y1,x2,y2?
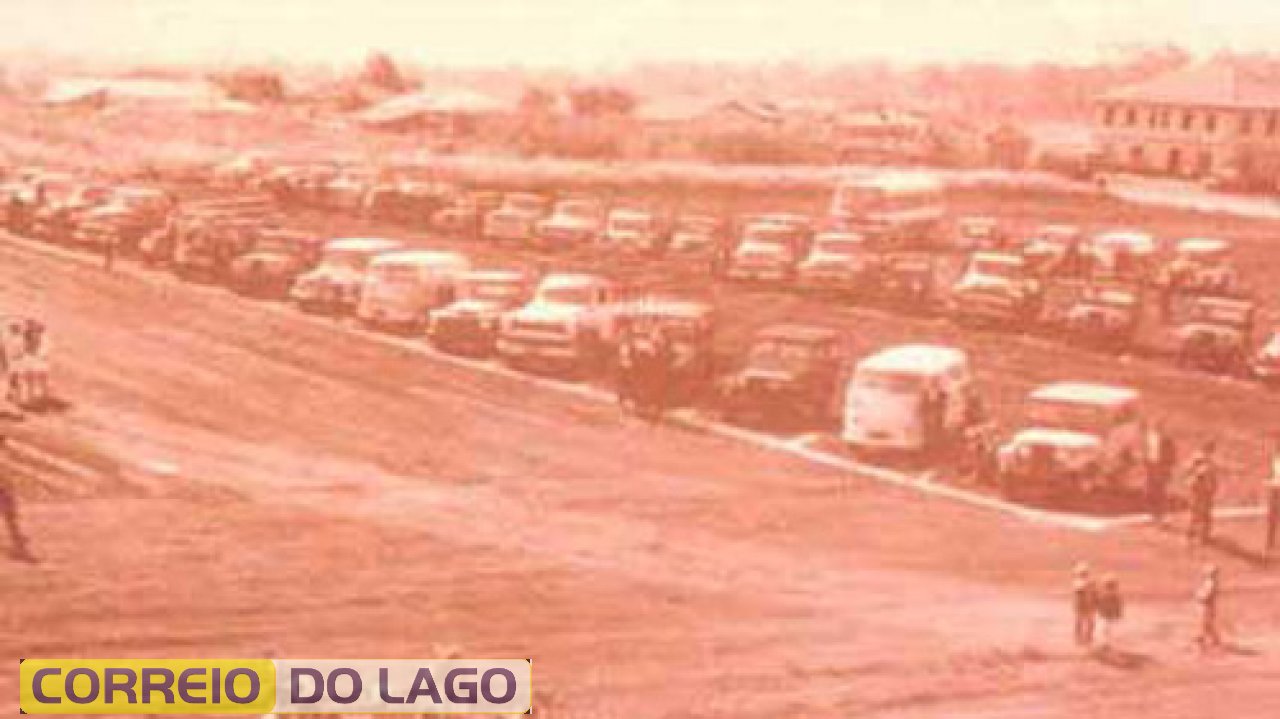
859,344,967,373
1030,382,1138,407
1102,60,1280,110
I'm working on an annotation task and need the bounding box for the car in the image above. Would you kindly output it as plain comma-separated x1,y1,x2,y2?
356,249,471,331
172,215,279,281
431,191,503,237
948,251,1043,327
1173,296,1255,374
496,273,628,375
952,216,1007,251
482,192,551,242
429,269,536,356
320,172,376,214
1061,283,1141,351
997,382,1143,499
71,186,171,254
1085,230,1159,281
288,237,405,314
668,214,721,254
1020,224,1089,278
724,215,812,284
717,324,844,427
363,180,450,225
32,181,113,243
1158,238,1240,297
533,197,603,250
877,251,937,311
226,230,327,298
138,194,276,267
796,231,879,297
615,298,718,411
1251,329,1280,386
842,344,979,453
599,208,662,254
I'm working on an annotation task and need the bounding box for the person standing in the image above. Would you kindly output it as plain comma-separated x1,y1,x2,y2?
0,436,33,561
1095,575,1124,651
1072,562,1097,648
1264,437,1280,565
1143,420,1177,524
1186,442,1220,548
1195,564,1222,651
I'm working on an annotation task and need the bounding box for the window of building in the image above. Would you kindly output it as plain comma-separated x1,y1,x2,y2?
1268,113,1278,136
1129,145,1145,168
1241,113,1253,135
1148,108,1158,128
1126,107,1137,126
1102,105,1115,127
1182,110,1195,131
1206,113,1218,133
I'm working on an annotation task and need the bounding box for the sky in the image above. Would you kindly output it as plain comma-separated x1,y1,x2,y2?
0,0,1276,69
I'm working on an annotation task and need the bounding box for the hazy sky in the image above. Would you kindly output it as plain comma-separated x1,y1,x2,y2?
0,0,1274,68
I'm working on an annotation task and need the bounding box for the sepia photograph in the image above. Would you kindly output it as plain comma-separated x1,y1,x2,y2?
2,1,1280,716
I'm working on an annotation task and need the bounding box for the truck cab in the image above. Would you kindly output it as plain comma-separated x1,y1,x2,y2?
725,215,811,284
797,231,878,296
496,273,626,374
949,251,1043,327
718,324,844,428
226,230,326,297
600,208,662,254
483,192,551,242
998,382,1142,498
429,269,536,356
534,197,603,249
355,249,471,330
289,237,404,314
1174,295,1255,374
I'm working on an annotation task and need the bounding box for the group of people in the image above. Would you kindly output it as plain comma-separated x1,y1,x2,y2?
1,317,51,410
1072,561,1223,654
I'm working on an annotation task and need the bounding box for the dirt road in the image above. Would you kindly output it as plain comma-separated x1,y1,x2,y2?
2,236,1279,717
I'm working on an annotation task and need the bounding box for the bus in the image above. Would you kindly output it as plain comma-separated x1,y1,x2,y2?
828,172,945,248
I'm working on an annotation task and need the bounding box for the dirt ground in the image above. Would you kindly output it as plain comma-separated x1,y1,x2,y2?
3,223,1280,717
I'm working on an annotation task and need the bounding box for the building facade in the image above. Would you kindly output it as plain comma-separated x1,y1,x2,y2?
1094,61,1280,181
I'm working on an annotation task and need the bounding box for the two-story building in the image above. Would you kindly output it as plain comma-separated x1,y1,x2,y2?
1094,60,1280,182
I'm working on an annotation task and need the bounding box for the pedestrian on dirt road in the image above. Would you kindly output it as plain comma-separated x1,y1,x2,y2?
0,437,33,562
1186,441,1220,549
1143,420,1177,524
1095,575,1124,651
1072,562,1097,648
1195,564,1222,651
1264,437,1280,565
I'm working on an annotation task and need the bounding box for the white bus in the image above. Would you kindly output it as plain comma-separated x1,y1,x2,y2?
828,172,945,247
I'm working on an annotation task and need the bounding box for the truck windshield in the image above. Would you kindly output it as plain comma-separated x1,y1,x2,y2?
853,369,925,394
323,248,375,270
1025,399,1111,434
539,285,595,305
463,279,523,301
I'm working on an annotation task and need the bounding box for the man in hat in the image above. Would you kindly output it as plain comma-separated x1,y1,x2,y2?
1095,575,1124,651
1072,562,1097,647
1186,441,1220,548
0,436,33,561
1195,564,1222,651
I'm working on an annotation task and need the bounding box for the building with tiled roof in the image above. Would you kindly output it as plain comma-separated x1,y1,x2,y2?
1094,60,1280,182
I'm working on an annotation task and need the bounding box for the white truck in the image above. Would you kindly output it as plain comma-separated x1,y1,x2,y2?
496,273,628,374
997,382,1143,499
533,197,603,250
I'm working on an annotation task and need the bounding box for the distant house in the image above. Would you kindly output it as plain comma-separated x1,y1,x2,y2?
1095,60,1280,181
41,77,247,114
637,98,783,133
833,109,937,165
357,89,508,135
